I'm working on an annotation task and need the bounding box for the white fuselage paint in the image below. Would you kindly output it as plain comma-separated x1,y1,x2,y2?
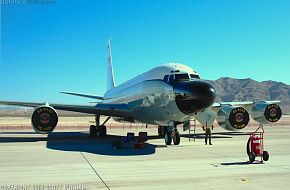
102,63,199,126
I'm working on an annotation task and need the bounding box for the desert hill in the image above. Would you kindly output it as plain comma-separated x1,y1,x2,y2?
206,77,290,114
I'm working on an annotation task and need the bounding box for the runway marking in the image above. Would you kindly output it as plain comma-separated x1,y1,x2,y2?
80,152,111,190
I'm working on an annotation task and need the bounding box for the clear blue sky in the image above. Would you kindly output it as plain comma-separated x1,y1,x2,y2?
1,0,290,103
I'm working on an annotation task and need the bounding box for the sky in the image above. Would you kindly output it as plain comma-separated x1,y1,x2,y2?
0,0,290,104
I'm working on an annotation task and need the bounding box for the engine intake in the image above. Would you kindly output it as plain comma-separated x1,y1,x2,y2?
217,106,250,131
251,102,282,124
32,106,58,134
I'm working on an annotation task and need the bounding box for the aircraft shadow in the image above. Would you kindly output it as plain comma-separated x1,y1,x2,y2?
46,132,157,156
0,131,157,156
0,131,249,156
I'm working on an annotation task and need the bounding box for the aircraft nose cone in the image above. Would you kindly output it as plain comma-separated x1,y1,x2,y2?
173,80,217,115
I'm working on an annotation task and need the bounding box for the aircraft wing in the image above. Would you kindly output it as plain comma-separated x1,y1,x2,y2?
212,100,281,107
0,100,130,118
0,101,44,108
211,100,281,112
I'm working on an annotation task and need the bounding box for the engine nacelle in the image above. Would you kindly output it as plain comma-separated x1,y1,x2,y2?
217,106,250,131
31,106,58,134
251,102,282,124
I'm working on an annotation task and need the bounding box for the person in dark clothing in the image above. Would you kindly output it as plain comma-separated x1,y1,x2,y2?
202,125,213,145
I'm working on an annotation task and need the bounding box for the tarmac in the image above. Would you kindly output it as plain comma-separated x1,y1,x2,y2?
1,119,290,190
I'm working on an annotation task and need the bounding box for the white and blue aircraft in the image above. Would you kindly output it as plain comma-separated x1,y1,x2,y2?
0,40,282,145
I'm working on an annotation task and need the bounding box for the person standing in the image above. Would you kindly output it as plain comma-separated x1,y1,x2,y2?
202,124,213,145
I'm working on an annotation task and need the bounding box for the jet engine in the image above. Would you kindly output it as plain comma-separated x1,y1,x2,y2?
31,106,58,134
251,102,282,124
217,106,250,131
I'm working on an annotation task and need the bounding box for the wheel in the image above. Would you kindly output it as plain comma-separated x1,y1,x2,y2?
173,132,180,145
249,152,255,163
263,151,269,161
89,125,97,137
159,126,167,137
164,131,172,145
99,125,107,137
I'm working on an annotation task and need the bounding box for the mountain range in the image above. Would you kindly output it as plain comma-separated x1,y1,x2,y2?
206,77,290,114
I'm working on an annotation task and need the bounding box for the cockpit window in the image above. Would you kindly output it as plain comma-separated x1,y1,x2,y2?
190,74,200,79
163,75,169,82
164,74,195,83
168,75,174,82
175,74,189,80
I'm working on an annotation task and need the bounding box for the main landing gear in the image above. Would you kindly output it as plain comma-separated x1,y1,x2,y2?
160,123,180,145
158,126,167,137
90,115,110,137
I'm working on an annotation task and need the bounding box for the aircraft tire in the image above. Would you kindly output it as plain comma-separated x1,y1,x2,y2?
173,132,180,145
99,125,107,137
165,131,172,145
90,125,98,137
158,126,167,137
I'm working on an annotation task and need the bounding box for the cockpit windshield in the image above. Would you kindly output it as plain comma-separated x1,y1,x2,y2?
174,74,190,80
190,74,200,79
163,73,200,83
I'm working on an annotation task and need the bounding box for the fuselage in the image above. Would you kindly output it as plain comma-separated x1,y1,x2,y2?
102,63,216,126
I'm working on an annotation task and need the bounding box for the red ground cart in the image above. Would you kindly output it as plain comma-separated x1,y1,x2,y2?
247,124,269,163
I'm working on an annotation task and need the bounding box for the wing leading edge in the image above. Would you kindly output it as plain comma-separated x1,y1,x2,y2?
212,100,281,108
0,100,130,118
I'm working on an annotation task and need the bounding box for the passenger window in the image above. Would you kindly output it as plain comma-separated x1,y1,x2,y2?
163,75,169,82
190,74,200,79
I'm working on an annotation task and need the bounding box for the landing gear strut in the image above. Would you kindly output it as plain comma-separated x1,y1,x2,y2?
89,115,110,137
164,122,180,145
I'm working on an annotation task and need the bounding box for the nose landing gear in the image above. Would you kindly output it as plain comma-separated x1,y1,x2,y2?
164,122,180,145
